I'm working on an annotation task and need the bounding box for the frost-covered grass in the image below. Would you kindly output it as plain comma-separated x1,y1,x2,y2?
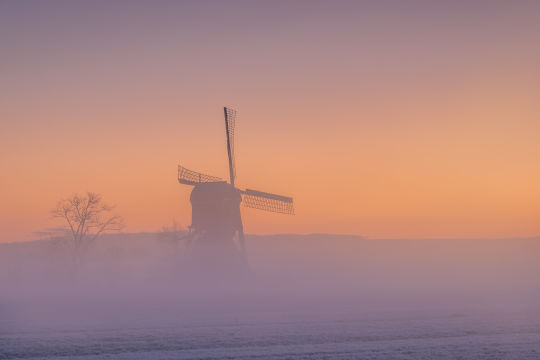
2,310,540,359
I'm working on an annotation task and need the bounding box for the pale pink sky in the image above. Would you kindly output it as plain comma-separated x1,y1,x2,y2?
1,1,539,242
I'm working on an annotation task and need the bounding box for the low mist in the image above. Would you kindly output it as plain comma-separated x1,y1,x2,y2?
1,234,539,333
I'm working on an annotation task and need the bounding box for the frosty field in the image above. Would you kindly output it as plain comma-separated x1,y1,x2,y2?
1,234,539,359
2,308,540,359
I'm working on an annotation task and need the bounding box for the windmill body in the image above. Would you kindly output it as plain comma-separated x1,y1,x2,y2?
190,181,242,245
178,107,294,270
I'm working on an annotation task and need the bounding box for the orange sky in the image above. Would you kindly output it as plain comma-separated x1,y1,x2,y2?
1,1,539,242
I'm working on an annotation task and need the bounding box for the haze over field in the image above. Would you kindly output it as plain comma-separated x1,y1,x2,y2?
3,234,540,310
2,234,540,358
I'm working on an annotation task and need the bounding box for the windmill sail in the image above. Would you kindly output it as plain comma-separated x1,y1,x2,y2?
178,165,222,185
242,189,294,215
224,107,236,186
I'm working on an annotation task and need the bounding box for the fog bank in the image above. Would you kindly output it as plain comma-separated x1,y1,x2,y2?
1,234,539,331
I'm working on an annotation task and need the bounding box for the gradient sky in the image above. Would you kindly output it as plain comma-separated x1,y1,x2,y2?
1,1,539,242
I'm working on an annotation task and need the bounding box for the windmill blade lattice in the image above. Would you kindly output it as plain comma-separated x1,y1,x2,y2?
178,165,222,185
242,189,294,215
224,107,237,184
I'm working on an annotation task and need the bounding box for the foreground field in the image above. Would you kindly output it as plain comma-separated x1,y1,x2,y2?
2,308,540,359
1,234,539,359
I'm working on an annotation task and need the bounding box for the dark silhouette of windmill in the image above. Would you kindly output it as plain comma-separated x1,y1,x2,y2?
177,107,294,267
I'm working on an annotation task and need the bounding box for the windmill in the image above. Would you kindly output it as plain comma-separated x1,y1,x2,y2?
177,107,294,266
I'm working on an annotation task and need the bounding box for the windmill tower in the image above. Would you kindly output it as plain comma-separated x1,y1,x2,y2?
178,107,294,268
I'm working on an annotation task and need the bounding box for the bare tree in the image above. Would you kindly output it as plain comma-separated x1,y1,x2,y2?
52,192,124,264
